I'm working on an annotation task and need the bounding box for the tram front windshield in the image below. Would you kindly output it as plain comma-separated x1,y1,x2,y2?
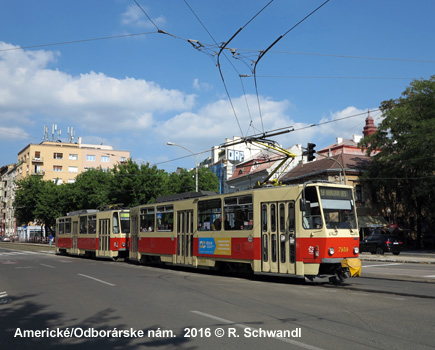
120,213,130,234
319,187,356,229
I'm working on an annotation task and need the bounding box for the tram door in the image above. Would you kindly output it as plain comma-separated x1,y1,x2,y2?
98,219,110,257
72,220,78,254
176,210,193,265
130,214,138,260
261,201,296,274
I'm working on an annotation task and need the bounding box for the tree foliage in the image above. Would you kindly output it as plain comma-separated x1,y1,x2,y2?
360,76,435,244
14,176,63,233
13,160,220,232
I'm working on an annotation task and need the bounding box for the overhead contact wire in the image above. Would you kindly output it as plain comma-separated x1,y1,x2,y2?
215,0,275,136
252,0,331,133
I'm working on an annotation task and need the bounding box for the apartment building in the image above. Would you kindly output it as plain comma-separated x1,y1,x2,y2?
0,164,17,236
16,137,130,184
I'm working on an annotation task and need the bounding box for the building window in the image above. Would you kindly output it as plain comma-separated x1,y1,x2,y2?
121,157,126,162
68,166,78,173
53,153,63,160
53,165,63,172
69,154,78,160
86,155,96,161
355,185,363,202
34,151,41,160
101,156,110,162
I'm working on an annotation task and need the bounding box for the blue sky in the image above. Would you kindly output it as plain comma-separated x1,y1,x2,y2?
1,0,434,172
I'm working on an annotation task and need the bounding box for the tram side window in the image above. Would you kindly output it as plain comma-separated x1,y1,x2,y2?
157,205,173,232
302,187,323,230
262,204,267,232
58,219,64,235
80,216,87,234
113,213,120,234
140,208,155,232
288,202,295,230
198,199,222,231
224,195,253,230
65,218,72,234
88,215,97,234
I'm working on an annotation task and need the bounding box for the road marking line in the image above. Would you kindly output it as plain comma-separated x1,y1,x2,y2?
0,291,8,298
362,263,403,268
424,275,435,278
40,264,55,269
78,273,115,286
191,310,324,350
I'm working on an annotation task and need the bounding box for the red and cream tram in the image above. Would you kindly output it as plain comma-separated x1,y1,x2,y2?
56,207,130,259
129,182,361,281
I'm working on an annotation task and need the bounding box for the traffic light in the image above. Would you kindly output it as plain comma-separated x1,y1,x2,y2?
306,142,316,162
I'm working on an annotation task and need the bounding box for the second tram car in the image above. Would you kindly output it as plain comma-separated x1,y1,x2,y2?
56,207,130,259
129,182,361,281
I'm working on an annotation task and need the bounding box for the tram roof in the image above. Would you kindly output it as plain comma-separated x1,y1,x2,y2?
66,209,99,216
155,191,218,203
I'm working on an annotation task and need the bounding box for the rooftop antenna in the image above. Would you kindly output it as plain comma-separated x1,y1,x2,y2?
67,127,75,143
52,124,57,141
43,125,49,141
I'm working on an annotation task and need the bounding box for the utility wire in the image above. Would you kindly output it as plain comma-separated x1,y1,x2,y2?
248,75,417,80
183,0,274,139
0,32,158,52
133,0,160,31
252,0,331,135
216,0,275,135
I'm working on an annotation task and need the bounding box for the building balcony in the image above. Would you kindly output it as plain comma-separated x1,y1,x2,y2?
32,157,44,163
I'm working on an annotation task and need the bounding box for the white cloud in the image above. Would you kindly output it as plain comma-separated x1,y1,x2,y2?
156,94,295,149
0,126,30,141
0,42,377,169
157,94,377,158
0,42,195,135
121,4,166,29
193,78,212,92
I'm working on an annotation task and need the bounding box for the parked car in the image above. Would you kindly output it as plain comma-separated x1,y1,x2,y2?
360,231,403,255
0,236,11,242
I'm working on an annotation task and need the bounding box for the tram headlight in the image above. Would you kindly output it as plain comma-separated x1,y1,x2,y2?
353,247,359,255
328,247,335,256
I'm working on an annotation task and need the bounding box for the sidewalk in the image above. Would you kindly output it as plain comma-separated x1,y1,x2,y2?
359,250,435,264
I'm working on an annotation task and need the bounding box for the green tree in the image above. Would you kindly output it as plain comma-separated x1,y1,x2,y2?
111,159,170,206
69,168,113,209
198,167,220,193
168,167,219,193
360,76,435,246
14,176,64,234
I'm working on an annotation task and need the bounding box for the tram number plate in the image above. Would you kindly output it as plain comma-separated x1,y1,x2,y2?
338,247,349,253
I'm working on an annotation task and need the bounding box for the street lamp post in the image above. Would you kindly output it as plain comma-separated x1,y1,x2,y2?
167,142,199,192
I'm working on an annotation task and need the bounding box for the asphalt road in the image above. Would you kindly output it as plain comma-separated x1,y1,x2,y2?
1,245,434,350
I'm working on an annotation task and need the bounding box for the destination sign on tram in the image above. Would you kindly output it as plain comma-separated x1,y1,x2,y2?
319,187,352,200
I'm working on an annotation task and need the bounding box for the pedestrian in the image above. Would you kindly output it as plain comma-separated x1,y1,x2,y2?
49,233,53,246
